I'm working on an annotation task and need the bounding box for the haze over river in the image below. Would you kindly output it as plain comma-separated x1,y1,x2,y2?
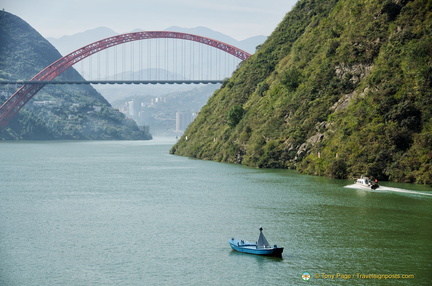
1,138,431,285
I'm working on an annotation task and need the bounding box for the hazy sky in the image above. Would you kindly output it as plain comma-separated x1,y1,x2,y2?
1,0,298,40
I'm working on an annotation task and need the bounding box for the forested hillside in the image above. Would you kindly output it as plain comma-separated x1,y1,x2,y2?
0,11,151,140
171,0,432,184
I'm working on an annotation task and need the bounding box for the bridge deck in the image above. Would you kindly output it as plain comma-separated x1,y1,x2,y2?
0,80,223,85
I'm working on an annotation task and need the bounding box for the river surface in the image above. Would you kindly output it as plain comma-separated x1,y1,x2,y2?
1,138,431,285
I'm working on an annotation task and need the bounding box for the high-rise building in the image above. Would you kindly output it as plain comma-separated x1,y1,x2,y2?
176,112,193,132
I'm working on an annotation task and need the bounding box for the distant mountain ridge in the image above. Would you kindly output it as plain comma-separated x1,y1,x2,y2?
47,26,266,56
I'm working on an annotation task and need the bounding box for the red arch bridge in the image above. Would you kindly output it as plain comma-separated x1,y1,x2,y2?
0,31,251,128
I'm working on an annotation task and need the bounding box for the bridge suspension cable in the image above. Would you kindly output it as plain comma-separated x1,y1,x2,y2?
74,36,244,83
0,31,251,128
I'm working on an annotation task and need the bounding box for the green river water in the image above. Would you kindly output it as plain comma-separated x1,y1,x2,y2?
1,138,431,285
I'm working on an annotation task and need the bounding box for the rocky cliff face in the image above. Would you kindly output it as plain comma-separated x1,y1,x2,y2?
0,11,150,140
171,0,432,184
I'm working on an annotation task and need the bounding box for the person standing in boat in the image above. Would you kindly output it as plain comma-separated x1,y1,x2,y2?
373,178,379,189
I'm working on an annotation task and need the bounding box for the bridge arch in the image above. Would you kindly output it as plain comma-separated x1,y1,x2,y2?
0,31,251,127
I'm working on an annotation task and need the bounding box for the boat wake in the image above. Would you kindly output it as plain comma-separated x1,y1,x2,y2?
344,184,432,197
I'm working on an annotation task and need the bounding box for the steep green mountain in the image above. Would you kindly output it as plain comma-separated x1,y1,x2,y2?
0,11,151,140
171,0,432,184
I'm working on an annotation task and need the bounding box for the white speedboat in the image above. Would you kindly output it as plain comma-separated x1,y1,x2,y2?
355,176,379,189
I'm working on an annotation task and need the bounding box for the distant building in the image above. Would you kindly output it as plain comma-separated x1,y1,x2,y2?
176,112,195,132
93,106,102,112
118,99,142,118
118,105,127,115
33,100,58,106
127,99,140,117
149,97,167,106
138,125,151,137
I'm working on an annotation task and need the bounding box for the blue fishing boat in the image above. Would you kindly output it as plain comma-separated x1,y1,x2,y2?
229,227,284,257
